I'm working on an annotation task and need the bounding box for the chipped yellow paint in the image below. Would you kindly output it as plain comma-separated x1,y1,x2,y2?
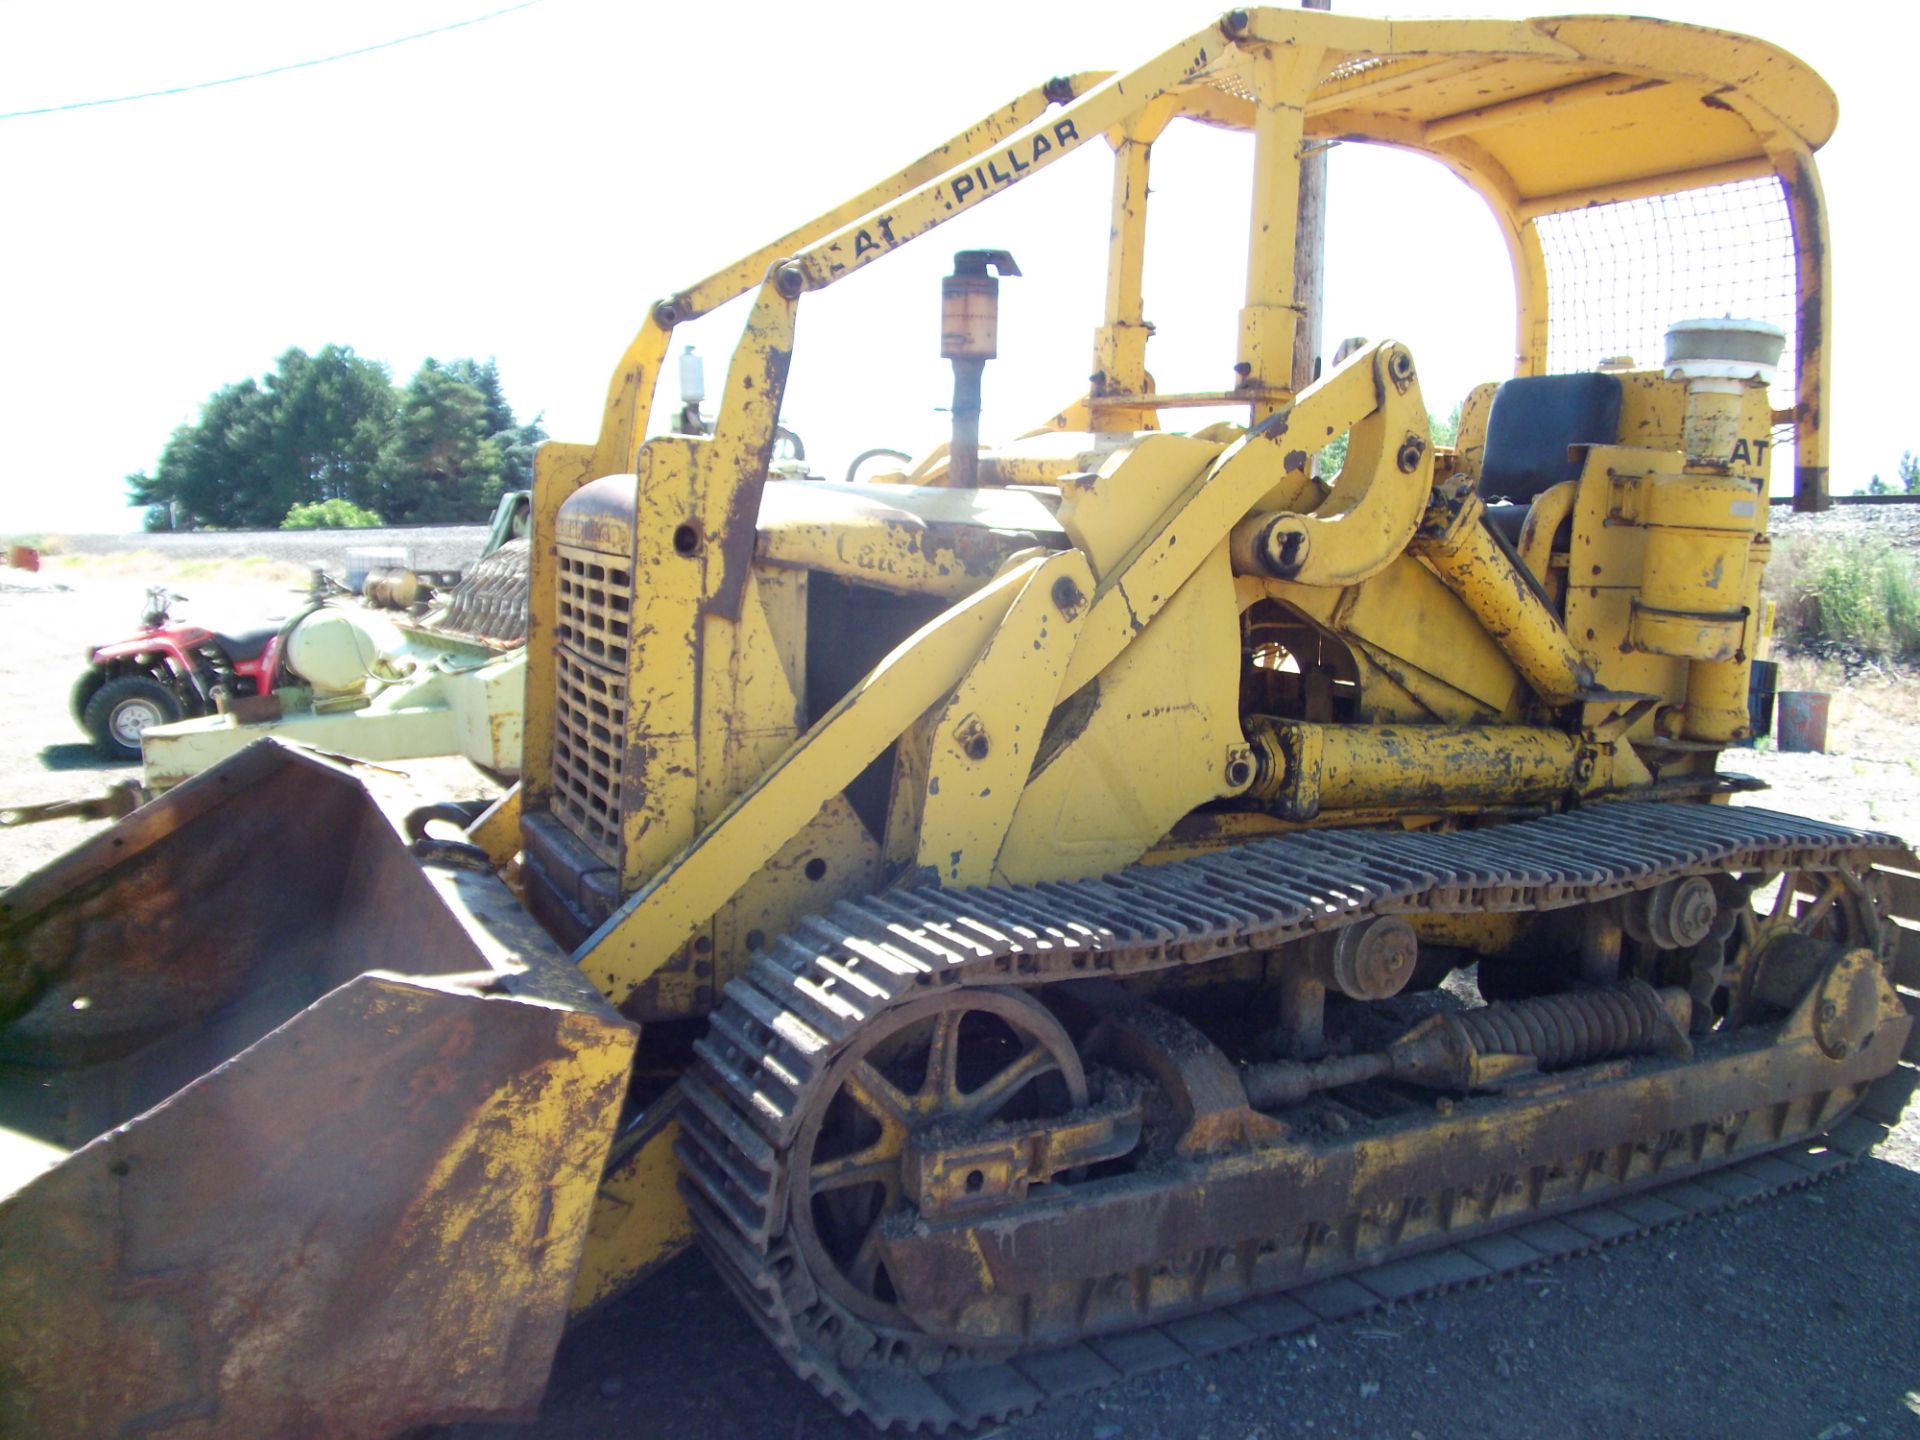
1057,342,1430,703
570,1110,694,1319
917,550,1096,886
467,784,522,866
995,547,1248,883
587,556,1050,1000
1411,487,1596,707
397,991,633,1265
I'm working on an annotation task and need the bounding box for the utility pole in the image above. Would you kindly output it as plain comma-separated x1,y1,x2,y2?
1292,0,1330,394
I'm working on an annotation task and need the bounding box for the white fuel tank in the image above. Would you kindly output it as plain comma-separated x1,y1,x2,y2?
285,608,415,695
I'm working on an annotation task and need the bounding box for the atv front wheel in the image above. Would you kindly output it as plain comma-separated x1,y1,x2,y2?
83,675,183,761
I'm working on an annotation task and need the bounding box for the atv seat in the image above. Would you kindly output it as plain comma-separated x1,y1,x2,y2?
214,626,279,663
1478,372,1623,506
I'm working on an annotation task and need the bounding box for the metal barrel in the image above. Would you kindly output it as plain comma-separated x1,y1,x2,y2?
1776,689,1832,753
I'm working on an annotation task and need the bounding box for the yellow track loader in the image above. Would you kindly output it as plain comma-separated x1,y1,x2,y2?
5,10,1918,1436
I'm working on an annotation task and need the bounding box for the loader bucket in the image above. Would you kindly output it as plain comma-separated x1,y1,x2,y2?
0,740,636,1440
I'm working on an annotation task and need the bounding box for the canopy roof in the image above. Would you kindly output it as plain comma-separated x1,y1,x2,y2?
1176,11,1835,215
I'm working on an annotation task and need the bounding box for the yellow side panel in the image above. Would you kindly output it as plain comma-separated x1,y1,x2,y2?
698,566,806,826
1055,433,1226,575
1335,558,1523,716
917,551,1094,886
1566,586,1688,709
1260,556,1524,720
1563,444,1683,740
586,557,1042,1004
996,548,1244,883
620,439,705,891
1613,373,1687,454
718,796,880,993
569,1110,693,1321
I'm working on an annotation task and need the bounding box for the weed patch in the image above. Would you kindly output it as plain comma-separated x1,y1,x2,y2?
1769,534,1920,663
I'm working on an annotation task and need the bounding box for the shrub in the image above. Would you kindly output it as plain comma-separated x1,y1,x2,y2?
1769,534,1920,660
282,499,383,530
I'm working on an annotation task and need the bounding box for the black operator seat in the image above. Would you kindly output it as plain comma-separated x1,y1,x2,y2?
1477,372,1624,546
212,626,280,663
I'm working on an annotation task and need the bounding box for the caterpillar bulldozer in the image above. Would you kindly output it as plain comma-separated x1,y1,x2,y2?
5,9,1919,1436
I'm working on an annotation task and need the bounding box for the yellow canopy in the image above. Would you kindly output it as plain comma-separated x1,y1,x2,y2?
1178,12,1834,217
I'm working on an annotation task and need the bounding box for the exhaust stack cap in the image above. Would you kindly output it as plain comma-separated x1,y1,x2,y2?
941,250,1021,361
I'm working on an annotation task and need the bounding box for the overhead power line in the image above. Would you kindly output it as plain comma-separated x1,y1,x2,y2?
0,0,542,122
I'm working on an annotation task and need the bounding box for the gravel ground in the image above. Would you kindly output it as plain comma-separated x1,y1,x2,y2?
39,522,493,577
1770,502,1920,557
2,548,1917,1440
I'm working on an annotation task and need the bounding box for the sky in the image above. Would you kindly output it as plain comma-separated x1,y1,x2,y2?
1,0,1912,533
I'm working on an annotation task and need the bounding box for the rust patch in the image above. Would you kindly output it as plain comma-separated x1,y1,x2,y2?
702,343,793,624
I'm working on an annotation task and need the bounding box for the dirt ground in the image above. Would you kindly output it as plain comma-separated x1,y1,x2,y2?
2,553,1917,1440
0,553,499,880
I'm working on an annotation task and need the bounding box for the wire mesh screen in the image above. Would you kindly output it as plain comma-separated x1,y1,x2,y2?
1535,177,1797,412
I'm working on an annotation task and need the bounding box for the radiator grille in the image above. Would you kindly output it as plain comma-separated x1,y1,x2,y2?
556,549,632,667
550,546,631,865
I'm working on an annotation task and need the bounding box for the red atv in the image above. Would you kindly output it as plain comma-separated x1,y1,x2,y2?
72,586,291,760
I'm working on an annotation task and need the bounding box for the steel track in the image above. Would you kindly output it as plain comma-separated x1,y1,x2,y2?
676,803,1920,1431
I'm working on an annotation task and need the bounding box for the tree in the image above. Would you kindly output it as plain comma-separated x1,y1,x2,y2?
261,345,395,517
437,356,547,491
436,357,515,435
1866,453,1920,496
370,360,509,524
128,349,538,530
130,379,270,530
492,409,548,493
129,346,393,529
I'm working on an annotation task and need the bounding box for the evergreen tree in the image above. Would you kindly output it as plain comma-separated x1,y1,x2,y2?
262,345,394,516
129,349,538,529
130,379,272,529
437,356,546,490
371,360,509,523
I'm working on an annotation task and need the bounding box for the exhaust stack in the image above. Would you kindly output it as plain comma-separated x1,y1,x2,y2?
940,249,1019,488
